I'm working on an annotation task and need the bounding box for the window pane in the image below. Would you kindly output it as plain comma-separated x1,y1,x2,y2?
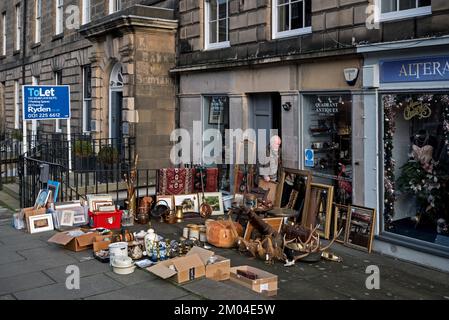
291,1,304,30
218,0,227,19
218,19,227,42
277,4,289,32
399,0,416,10
210,0,217,22
381,0,397,13
278,0,288,5
305,0,311,27
209,21,217,43
84,67,92,99
418,0,431,7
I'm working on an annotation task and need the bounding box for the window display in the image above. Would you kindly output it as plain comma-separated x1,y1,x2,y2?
303,94,353,205
383,93,449,247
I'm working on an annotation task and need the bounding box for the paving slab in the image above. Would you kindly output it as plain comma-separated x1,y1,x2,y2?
85,279,189,300
17,246,75,261
175,294,204,300
0,271,55,296
0,255,79,279
14,273,123,300
105,268,159,286
0,239,49,252
43,260,110,283
0,294,16,300
182,278,269,300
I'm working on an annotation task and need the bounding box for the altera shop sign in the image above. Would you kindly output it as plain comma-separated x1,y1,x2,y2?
23,85,70,120
380,56,449,83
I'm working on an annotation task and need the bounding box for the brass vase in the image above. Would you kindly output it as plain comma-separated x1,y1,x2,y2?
128,190,137,220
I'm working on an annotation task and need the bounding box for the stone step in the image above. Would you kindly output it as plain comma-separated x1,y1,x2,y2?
1,183,20,201
0,190,19,213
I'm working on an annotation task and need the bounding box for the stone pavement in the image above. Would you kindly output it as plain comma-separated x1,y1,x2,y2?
0,209,448,300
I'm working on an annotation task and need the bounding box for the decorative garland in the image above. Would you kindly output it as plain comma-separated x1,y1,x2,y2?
383,94,399,227
384,94,449,228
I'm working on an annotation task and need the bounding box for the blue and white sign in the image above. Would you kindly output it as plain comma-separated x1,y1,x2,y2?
304,149,314,168
23,85,70,120
380,56,449,83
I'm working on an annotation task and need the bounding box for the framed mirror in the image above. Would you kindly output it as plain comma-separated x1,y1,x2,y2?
333,203,349,243
302,183,334,239
345,205,376,253
274,168,312,222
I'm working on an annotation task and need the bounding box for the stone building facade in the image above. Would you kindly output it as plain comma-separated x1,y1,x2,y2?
0,0,177,168
173,0,449,270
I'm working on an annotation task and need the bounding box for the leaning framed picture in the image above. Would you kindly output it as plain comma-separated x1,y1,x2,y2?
244,217,284,241
60,210,75,227
304,183,334,239
333,203,349,243
344,205,376,253
198,192,224,216
47,180,60,203
34,189,51,209
174,194,199,213
29,214,54,234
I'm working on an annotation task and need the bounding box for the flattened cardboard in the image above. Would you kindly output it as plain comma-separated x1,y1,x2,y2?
147,254,205,284
48,228,98,252
230,266,278,296
186,246,214,264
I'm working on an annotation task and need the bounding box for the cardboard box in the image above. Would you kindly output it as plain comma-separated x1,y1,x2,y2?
230,266,278,296
186,246,231,281
147,254,205,284
48,228,99,252
22,207,47,233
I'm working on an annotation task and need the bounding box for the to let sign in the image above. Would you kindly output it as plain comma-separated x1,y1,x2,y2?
23,85,71,120
380,56,449,83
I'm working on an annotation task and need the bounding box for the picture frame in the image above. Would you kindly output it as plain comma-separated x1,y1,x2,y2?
208,97,227,125
304,183,334,239
73,211,87,225
34,189,51,209
198,192,224,216
47,180,60,203
333,203,349,243
29,214,54,234
275,168,312,220
243,217,284,241
174,194,199,213
156,195,174,212
344,205,376,253
60,210,75,227
87,194,113,212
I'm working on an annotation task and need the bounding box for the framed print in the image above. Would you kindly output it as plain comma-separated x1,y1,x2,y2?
244,217,284,241
333,204,349,243
34,189,51,209
60,210,75,227
198,192,224,216
208,97,227,124
47,180,60,202
156,195,174,211
73,211,87,225
303,183,334,239
345,205,376,253
174,194,199,213
29,214,54,234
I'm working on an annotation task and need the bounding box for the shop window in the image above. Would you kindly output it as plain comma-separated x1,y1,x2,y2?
383,94,449,248
303,95,353,205
205,0,230,50
272,0,311,39
203,96,230,191
377,0,431,22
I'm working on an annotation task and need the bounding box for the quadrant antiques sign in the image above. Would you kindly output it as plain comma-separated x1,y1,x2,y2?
314,97,340,116
380,56,449,83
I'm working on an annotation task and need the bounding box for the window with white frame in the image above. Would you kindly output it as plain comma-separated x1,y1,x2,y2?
109,0,121,14
55,71,62,132
377,0,431,22
205,0,230,50
35,0,42,43
14,80,20,129
83,65,92,132
56,0,64,35
82,0,91,24
1,12,6,56
15,4,21,51
272,0,312,39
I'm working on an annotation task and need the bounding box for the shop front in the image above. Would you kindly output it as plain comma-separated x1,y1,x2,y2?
360,41,449,270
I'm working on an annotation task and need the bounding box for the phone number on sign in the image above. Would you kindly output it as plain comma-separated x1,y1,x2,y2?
26,113,62,119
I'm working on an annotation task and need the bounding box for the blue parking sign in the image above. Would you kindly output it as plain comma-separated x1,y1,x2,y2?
23,85,71,120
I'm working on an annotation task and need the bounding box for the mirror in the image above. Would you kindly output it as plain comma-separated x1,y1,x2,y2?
303,183,334,239
274,168,312,221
